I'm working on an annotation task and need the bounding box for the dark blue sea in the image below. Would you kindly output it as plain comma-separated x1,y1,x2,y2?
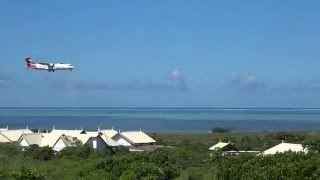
1,108,320,132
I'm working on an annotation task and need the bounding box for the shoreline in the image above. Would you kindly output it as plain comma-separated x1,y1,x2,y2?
2,124,319,134
2,108,320,132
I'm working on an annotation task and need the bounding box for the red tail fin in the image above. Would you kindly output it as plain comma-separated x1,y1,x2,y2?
25,56,35,67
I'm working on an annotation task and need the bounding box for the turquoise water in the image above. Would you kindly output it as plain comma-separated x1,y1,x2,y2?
1,108,320,132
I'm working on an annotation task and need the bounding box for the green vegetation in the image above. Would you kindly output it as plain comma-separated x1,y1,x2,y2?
213,152,320,179
0,131,320,179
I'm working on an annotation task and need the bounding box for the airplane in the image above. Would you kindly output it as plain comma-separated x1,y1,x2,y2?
25,56,74,72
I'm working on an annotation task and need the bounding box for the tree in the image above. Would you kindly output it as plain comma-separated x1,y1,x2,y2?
241,136,252,151
150,148,180,179
32,146,54,161
71,137,82,147
303,133,320,152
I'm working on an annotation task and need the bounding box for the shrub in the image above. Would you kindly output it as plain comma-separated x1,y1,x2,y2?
10,166,44,180
120,162,164,180
32,146,54,161
187,167,205,180
214,152,320,179
75,144,92,159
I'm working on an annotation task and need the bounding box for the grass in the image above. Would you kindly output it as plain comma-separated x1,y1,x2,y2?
151,130,319,142
153,131,267,143
146,130,320,152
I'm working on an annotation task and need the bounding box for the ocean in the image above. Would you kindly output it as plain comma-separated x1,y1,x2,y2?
1,108,320,132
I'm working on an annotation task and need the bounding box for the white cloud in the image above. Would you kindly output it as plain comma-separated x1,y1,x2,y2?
170,69,187,90
229,72,265,89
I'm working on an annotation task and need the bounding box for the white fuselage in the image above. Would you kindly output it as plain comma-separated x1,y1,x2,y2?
33,63,74,71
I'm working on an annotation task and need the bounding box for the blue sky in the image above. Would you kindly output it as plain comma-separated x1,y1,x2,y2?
1,1,320,107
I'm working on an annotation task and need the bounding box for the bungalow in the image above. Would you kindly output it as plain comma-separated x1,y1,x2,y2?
101,128,118,139
14,127,118,152
38,128,87,152
112,130,156,147
17,133,44,150
99,134,120,147
261,141,308,155
72,133,109,151
0,127,33,143
209,140,238,151
209,140,239,156
40,134,74,152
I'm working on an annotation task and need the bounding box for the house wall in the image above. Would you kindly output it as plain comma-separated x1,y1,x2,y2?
19,138,29,147
53,139,66,152
86,137,107,150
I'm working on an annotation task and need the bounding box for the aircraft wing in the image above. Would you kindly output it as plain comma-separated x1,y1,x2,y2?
38,62,50,65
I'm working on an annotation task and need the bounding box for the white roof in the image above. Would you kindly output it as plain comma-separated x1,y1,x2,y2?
0,129,33,141
209,141,229,150
72,133,97,145
52,135,74,149
0,133,11,143
19,134,43,146
119,131,156,144
84,131,120,146
101,129,118,138
101,134,120,147
262,142,308,155
40,129,84,147
40,133,49,137
36,129,110,148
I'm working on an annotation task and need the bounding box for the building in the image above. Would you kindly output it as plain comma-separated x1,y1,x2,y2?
0,127,33,143
209,140,240,156
13,127,120,152
0,132,11,143
101,128,118,139
17,133,44,150
4,127,158,152
51,135,74,152
209,140,238,151
72,133,110,151
260,141,308,155
100,134,120,147
112,130,156,147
